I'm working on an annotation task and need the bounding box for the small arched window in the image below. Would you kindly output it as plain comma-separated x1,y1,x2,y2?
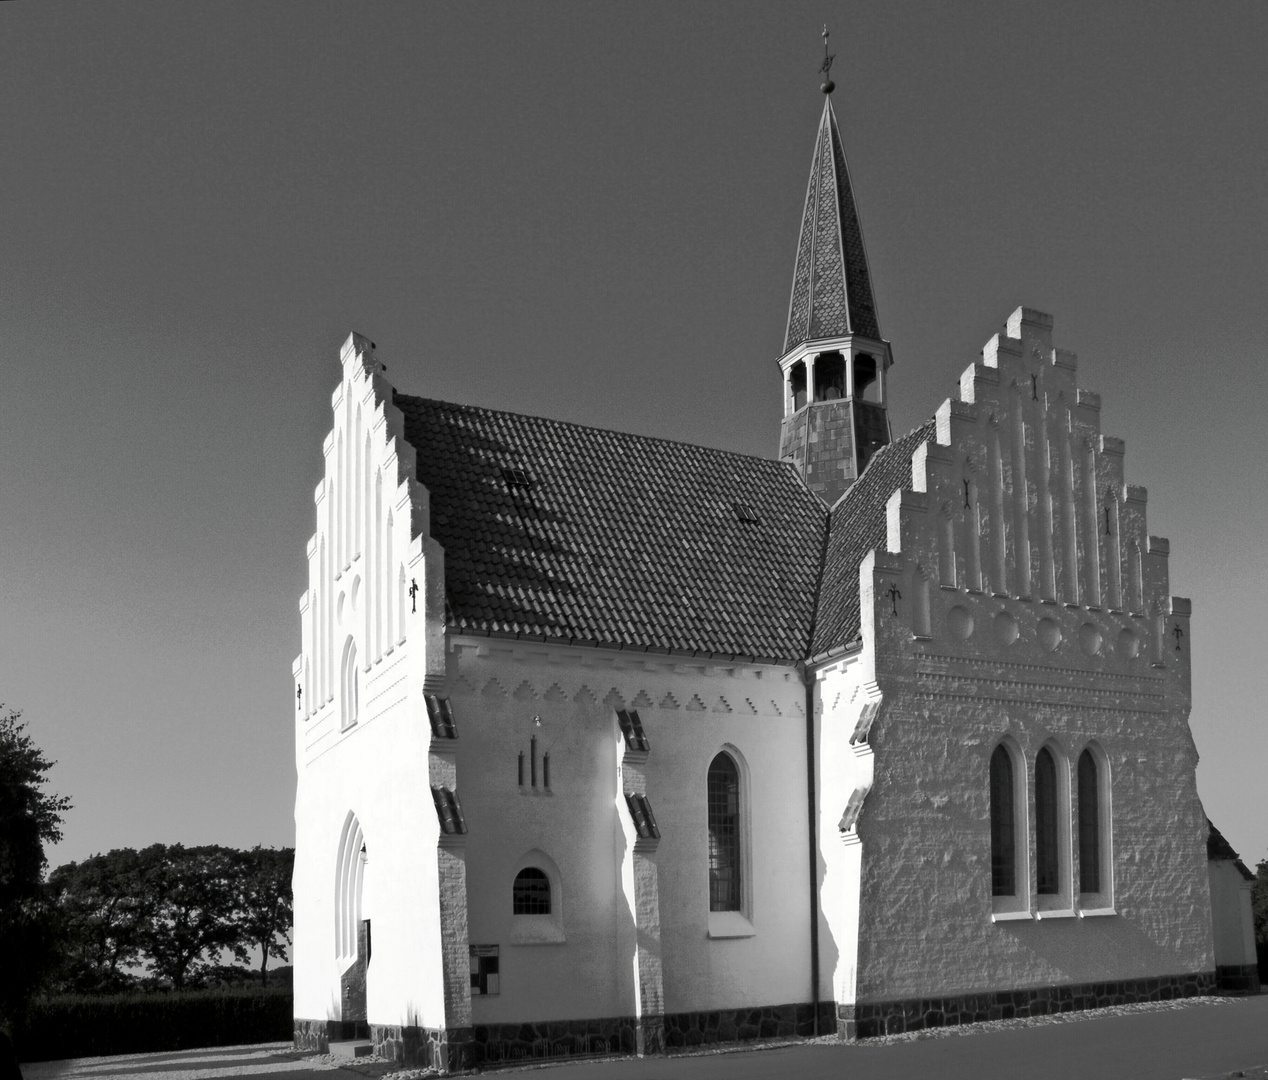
989,745,1015,896
1035,747,1059,894
708,753,741,912
513,867,550,914
1077,749,1100,893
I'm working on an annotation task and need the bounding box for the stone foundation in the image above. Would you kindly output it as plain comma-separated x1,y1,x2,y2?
662,1001,835,1048
1216,964,1261,994
844,971,1218,1039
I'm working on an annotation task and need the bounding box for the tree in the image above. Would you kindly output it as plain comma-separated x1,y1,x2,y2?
138,844,243,990
0,705,71,1024
1253,857,1267,943
48,848,153,992
233,846,294,987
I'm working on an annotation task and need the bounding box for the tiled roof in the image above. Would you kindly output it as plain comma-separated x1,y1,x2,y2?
1207,819,1254,880
784,97,880,355
809,421,936,658
396,394,828,662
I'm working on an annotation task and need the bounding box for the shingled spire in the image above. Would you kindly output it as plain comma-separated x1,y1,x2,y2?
777,88,893,508
785,95,879,352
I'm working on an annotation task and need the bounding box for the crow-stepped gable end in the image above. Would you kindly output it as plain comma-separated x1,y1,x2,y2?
779,96,892,508
290,88,1251,1075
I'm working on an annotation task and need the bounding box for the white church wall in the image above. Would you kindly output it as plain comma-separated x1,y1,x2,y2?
445,636,813,1024
1207,860,1257,970
294,334,451,1040
846,309,1213,1021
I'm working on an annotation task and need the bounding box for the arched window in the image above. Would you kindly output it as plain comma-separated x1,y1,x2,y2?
1077,749,1100,893
340,636,359,730
513,867,550,914
989,745,1015,896
708,753,741,912
789,361,807,411
1035,747,1059,894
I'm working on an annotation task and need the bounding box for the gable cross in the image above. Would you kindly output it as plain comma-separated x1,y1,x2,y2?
1030,372,1038,401
296,684,303,712
886,582,902,616
1104,506,1112,536
409,578,419,613
962,478,971,509
1173,623,1184,651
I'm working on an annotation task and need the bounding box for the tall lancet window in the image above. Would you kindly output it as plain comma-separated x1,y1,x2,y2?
1035,747,1060,894
989,745,1015,896
707,753,741,912
1077,749,1101,894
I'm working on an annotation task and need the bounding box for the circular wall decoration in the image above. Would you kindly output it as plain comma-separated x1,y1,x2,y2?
948,606,974,641
993,611,1019,646
1037,617,1062,652
1078,623,1102,656
1117,627,1141,659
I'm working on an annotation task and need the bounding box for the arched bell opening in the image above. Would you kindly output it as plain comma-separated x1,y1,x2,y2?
814,350,846,401
853,352,880,403
789,361,808,412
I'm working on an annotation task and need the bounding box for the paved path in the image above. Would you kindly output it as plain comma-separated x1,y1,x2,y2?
19,996,1268,1080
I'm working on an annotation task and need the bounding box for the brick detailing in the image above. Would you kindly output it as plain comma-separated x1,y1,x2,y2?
1216,965,1261,994
781,400,858,508
845,971,1217,1039
662,1001,835,1048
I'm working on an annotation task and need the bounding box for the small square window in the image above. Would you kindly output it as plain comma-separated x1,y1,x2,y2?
616,708,650,752
469,944,499,995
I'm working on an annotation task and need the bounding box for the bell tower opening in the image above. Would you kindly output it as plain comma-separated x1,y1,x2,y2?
814,351,846,401
790,361,807,411
853,353,879,403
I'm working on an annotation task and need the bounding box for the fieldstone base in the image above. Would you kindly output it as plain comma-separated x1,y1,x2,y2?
469,1016,637,1065
662,1001,835,1048
1216,964,1261,994
847,971,1218,1039
371,1024,474,1072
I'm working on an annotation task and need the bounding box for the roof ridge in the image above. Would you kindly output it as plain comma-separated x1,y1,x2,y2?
393,390,803,472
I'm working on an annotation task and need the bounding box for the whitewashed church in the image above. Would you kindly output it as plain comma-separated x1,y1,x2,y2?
290,87,1258,1071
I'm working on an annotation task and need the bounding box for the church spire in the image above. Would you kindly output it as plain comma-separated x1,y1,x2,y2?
777,63,893,508
783,94,880,354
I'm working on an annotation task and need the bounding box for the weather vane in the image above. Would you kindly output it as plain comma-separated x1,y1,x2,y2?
820,25,836,94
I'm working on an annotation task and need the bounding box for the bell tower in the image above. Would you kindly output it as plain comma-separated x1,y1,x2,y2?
778,66,893,507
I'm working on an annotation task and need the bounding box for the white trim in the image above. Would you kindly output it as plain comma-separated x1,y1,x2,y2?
991,910,1033,923
708,911,756,938
1035,909,1077,919
1078,907,1117,918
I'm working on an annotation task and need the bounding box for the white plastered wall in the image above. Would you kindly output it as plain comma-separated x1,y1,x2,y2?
292,333,449,1032
1207,860,1257,969
445,637,814,1022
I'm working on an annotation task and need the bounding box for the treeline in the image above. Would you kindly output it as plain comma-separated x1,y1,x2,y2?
47,844,294,993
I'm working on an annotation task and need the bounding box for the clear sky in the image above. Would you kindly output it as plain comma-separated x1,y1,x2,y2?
3,1,1265,871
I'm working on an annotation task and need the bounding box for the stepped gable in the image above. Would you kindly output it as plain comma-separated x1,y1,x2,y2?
395,393,827,662
809,420,937,658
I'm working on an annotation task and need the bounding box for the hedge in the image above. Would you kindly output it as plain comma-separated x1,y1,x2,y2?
14,987,293,1062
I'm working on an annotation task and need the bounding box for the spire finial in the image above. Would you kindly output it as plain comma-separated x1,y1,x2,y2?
819,24,835,94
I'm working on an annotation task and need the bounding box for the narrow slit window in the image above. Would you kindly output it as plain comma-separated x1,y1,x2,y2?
1078,749,1101,893
1035,748,1060,895
500,467,534,490
990,745,1015,896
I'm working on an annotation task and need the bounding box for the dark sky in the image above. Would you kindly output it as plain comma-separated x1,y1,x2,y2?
3,1,1265,868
